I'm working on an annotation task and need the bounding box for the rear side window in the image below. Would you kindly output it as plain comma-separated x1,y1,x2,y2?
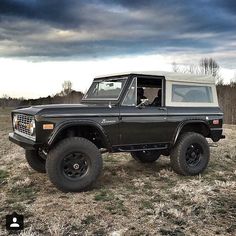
172,84,213,103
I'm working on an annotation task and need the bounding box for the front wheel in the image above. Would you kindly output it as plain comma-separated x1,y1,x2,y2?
170,132,210,175
131,150,161,163
46,137,103,192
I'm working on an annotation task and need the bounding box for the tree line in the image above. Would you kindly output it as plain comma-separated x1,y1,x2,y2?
0,80,84,109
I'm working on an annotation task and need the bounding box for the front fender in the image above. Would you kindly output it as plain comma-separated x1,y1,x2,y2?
48,119,111,149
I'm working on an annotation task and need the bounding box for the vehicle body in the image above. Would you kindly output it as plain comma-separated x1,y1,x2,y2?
9,71,225,192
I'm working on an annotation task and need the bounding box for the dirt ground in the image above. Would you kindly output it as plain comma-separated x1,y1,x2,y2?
0,108,235,236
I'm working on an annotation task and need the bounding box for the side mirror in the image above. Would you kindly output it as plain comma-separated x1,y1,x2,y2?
136,98,149,108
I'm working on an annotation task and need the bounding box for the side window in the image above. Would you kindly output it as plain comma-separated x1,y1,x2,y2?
172,84,213,103
137,77,163,106
122,78,137,106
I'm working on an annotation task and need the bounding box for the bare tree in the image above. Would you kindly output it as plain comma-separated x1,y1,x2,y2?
172,58,223,84
62,80,73,96
199,58,219,76
172,62,202,75
1,94,10,109
172,62,179,72
188,64,202,75
216,77,224,85
2,94,9,99
230,73,236,87
199,58,222,84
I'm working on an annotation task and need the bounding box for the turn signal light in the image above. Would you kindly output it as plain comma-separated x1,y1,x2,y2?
43,124,54,130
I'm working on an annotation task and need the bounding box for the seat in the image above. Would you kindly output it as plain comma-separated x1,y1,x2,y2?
151,89,162,106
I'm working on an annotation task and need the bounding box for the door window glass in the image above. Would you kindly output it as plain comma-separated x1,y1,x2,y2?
122,78,137,106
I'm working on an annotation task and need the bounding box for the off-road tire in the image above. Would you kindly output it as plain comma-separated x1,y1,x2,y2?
46,137,103,192
170,132,210,175
131,150,161,163
25,150,46,173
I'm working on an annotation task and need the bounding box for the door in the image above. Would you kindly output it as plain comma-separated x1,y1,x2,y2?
118,77,169,145
119,106,168,145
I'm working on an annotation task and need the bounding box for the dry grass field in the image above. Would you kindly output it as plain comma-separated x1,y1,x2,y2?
0,108,236,235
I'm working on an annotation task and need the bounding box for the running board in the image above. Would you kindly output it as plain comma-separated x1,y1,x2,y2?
113,143,169,152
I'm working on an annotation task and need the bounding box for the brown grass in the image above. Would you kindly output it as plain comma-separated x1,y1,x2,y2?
0,108,235,235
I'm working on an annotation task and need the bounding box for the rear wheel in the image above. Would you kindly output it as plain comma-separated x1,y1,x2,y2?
46,137,103,192
25,150,46,173
170,132,210,175
131,150,161,163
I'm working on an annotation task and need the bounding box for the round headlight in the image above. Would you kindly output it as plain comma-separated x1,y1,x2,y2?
13,115,18,129
30,119,36,136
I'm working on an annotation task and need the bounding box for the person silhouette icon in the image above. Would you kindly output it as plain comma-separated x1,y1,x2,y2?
10,217,20,228
6,212,24,230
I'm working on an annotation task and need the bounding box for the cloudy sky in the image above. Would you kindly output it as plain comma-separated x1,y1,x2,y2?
0,0,236,98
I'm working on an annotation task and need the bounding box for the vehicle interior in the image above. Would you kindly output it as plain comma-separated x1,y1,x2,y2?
136,77,163,106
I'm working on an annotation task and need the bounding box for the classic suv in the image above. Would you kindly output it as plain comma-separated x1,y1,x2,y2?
9,71,225,192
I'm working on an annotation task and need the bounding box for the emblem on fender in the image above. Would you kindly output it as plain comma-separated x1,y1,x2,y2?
101,119,116,124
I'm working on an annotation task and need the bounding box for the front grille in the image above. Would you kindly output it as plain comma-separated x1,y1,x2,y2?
14,114,35,140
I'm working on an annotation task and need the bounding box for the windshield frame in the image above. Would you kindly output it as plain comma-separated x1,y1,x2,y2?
82,76,128,101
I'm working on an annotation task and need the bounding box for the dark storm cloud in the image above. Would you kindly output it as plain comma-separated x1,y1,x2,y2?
0,0,85,28
109,0,236,33
217,0,236,14
0,0,236,67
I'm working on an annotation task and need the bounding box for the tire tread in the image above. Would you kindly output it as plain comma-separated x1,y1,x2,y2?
46,137,102,192
170,132,210,175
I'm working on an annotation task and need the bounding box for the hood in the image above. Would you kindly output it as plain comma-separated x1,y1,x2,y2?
12,103,113,117
33,103,88,109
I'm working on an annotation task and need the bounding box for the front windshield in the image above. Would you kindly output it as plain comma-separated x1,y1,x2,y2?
83,77,127,100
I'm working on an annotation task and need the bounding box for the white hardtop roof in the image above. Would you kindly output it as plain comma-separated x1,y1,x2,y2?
94,71,215,84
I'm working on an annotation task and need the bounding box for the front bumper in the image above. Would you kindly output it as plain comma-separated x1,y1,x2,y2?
9,132,41,150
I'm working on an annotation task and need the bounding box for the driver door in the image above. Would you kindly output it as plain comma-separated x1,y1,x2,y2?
119,77,168,145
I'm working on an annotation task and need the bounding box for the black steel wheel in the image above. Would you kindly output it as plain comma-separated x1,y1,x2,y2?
170,132,210,175
62,152,89,180
185,143,202,167
131,150,161,163
46,137,103,192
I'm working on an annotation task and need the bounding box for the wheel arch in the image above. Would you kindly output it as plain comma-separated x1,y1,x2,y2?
48,120,111,150
173,120,210,145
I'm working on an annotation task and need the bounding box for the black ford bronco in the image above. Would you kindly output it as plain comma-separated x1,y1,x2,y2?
9,71,225,192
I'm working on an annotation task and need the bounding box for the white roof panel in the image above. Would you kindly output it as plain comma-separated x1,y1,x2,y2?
94,71,215,84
